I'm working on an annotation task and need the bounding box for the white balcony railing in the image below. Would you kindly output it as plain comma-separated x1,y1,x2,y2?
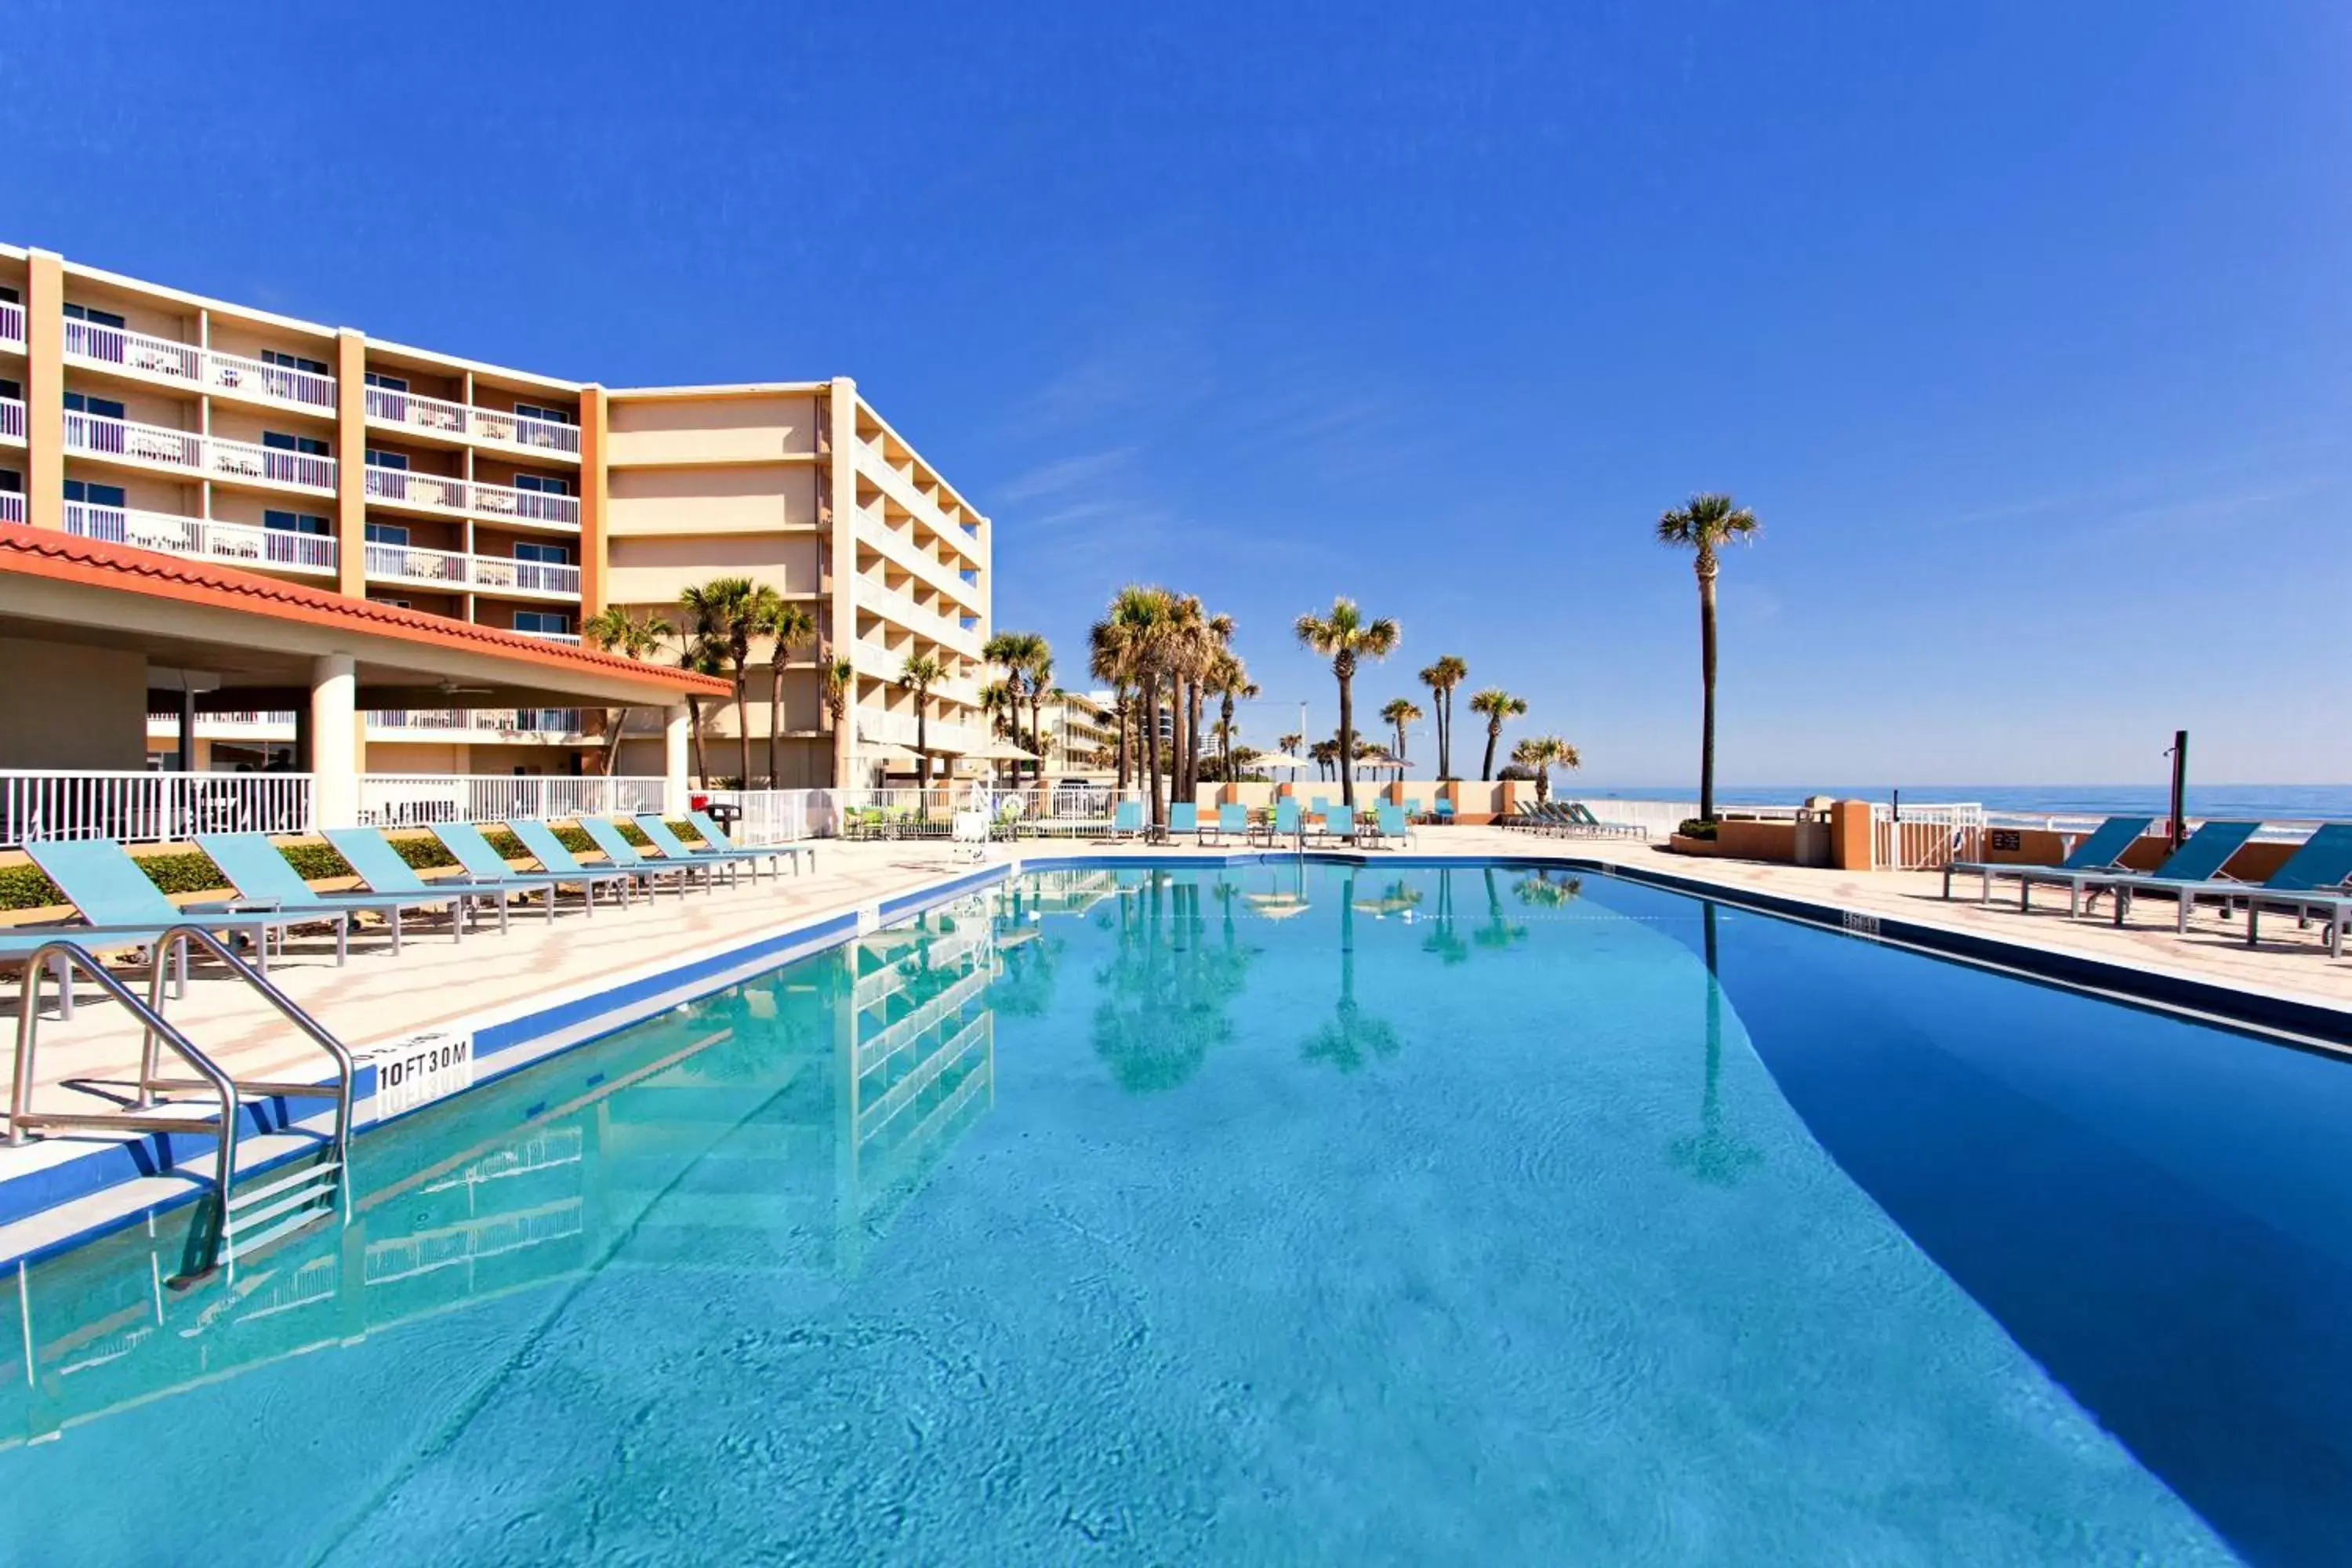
358,774,665,828
854,706,989,755
65,410,203,474
366,708,583,735
205,348,336,412
64,318,203,385
853,511,982,614
365,386,581,458
209,432,336,491
0,768,312,848
0,299,24,349
470,479,580,527
516,630,581,644
364,543,579,597
0,396,23,444
66,503,338,574
365,466,470,514
860,579,980,655
0,492,24,526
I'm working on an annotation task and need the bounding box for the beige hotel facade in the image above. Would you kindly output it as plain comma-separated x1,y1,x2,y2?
0,242,993,789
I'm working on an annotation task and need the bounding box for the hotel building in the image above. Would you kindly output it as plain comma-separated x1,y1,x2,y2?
0,242,993,792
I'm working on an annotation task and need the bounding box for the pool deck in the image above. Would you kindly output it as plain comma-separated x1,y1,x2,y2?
2,827,2347,1261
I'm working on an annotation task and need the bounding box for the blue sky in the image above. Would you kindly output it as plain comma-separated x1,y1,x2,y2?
6,2,2348,784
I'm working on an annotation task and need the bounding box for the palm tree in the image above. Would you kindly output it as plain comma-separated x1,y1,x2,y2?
676,632,725,786
1379,697,1422,768
1419,655,1468,779
1207,648,1255,781
984,630,1051,784
1088,618,1134,791
1105,586,1177,829
1277,731,1303,756
581,605,671,777
1308,738,1338,781
1656,492,1761,823
978,678,1019,787
898,652,944,791
1510,734,1582,804
1467,688,1527,781
677,576,775,787
1294,597,1399,809
821,655,854,784
754,597,817,788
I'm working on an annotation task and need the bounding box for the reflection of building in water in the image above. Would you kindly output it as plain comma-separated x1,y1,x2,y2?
1001,868,1121,921
0,910,995,1449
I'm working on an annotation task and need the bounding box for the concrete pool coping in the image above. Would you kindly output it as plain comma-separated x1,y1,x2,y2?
4,835,2347,1267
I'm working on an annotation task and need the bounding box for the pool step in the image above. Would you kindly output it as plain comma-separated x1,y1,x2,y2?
222,1156,344,1264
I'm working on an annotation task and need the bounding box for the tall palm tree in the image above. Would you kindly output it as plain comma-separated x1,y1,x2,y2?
1419,655,1468,779
1467,688,1527,782
1379,697,1422,768
821,655,855,784
1088,617,1134,791
1657,492,1761,823
1308,738,1338,781
898,652,944,791
581,604,671,777
1207,648,1255,781
1105,586,1176,829
1294,597,1399,809
978,678,1018,787
983,630,1050,783
1510,734,1582,804
677,576,775,787
1277,731,1303,759
754,598,817,788
676,632,726,786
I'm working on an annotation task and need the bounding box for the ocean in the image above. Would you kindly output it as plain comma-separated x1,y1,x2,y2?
1578,786,2352,823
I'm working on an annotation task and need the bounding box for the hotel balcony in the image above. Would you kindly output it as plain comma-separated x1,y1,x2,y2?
362,385,581,460
363,542,580,598
860,579,982,658
66,501,337,576
0,394,24,445
0,492,23,527
62,318,338,415
850,639,979,706
64,411,336,494
0,299,24,352
852,511,982,615
364,467,581,529
854,705,989,756
516,629,582,645
148,708,587,741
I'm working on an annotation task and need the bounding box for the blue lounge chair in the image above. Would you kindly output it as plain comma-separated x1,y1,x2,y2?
632,815,769,883
24,837,343,972
575,816,717,898
2234,824,2352,955
430,822,619,919
1322,804,1358,846
321,826,514,935
1941,816,2154,913
1253,798,1302,848
1109,800,1146,840
687,810,804,877
198,832,470,951
2080,821,2264,932
1162,802,1200,845
505,820,649,908
1203,803,1248,846
1432,798,1456,827
1375,804,1415,850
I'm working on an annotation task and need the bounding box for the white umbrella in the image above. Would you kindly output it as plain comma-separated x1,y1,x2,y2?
1254,752,1312,771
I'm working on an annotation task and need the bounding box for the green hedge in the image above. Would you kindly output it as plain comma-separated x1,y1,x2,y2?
0,820,703,913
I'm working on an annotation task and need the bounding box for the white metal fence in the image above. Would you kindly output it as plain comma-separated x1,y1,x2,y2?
699,788,826,844
358,774,666,826
1871,802,1987,869
0,768,312,848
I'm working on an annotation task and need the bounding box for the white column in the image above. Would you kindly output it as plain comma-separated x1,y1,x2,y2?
310,652,358,829
663,703,690,816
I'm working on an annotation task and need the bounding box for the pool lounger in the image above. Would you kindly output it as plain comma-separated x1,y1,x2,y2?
2162,822,2352,956
430,821,627,919
24,837,346,973
633,814,777,882
321,827,516,935
1941,815,2155,913
198,831,474,951
687,811,808,877
1200,803,1249,847
505,820,659,907
2067,820,2265,934
1252,798,1302,848
1157,802,1203,845
574,816,724,897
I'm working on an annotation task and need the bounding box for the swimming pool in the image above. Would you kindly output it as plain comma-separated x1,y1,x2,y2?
2,859,2346,1564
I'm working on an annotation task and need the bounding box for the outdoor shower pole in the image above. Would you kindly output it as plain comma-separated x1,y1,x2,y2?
2169,730,2190,851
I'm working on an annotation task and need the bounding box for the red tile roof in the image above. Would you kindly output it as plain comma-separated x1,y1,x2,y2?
0,526,729,695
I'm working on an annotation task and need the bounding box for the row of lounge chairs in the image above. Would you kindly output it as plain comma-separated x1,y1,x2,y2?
2,812,808,1007
1943,816,2352,956
1500,800,1649,839
1083,800,1430,849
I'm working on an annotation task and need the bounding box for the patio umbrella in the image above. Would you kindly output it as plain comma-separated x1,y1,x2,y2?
1254,752,1312,771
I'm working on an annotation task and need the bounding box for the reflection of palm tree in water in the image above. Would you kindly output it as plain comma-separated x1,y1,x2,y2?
1304,870,1402,1072
1474,866,1527,952
1669,902,1762,1185
1512,869,1582,909
1421,867,1469,965
1092,873,1254,1092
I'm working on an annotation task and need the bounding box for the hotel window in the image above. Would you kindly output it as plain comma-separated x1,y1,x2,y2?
372,595,412,610
363,372,409,392
263,509,331,537
513,610,572,635
64,480,127,508
0,377,19,401
363,521,410,546
64,392,127,420
514,403,575,426
364,448,409,470
263,430,329,457
0,470,20,493
63,303,128,329
514,541,572,565
513,473,572,496
261,350,329,376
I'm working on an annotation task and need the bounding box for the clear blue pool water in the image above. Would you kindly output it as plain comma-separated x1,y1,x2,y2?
3,860,2348,1565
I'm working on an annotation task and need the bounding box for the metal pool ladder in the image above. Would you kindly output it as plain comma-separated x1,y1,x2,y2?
9,925,358,1280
